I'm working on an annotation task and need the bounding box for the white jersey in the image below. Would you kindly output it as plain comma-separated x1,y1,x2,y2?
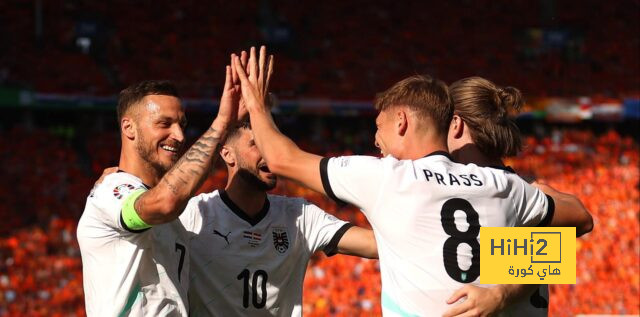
77,172,190,317
320,152,554,316
179,190,351,317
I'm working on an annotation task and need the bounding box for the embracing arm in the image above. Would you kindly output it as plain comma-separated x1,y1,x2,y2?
442,284,539,317
533,181,593,237
337,226,378,259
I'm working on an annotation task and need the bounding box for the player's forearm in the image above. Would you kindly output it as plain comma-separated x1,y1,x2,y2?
337,227,379,259
552,193,593,236
534,182,593,236
248,108,299,176
249,108,327,193
136,121,228,224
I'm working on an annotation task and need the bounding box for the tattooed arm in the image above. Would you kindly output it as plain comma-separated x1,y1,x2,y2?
132,123,228,225
129,66,242,226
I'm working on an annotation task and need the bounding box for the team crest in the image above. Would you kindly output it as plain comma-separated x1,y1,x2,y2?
113,184,136,199
272,227,289,254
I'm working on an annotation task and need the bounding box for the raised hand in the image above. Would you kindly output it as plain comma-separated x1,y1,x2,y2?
216,63,241,127
232,46,274,115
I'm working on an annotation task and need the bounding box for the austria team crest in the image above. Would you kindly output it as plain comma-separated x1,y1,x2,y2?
272,227,289,254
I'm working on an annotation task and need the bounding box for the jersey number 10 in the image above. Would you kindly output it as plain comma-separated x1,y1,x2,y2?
237,269,268,309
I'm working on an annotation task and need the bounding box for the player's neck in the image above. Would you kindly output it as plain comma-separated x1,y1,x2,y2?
401,134,448,160
119,149,162,187
225,177,268,219
450,143,504,167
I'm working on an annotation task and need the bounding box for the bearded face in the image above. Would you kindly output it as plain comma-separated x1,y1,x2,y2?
235,154,277,191
135,125,181,175
132,95,186,176
226,128,277,191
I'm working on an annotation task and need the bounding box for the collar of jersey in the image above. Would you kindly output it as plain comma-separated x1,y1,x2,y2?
423,150,453,160
487,165,516,173
219,190,270,226
116,169,151,189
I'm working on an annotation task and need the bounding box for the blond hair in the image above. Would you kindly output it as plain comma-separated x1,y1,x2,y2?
374,75,453,135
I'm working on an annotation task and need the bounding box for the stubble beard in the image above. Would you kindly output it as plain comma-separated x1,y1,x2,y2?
237,166,276,191
136,131,172,178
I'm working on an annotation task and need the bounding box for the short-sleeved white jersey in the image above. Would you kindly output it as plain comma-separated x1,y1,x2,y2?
320,152,554,316
77,171,190,317
179,190,351,317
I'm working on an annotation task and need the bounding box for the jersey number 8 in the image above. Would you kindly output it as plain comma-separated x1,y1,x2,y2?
440,198,480,283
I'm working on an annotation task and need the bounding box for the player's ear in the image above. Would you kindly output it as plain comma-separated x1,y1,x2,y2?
220,145,236,166
396,109,408,136
449,114,463,139
450,115,464,139
121,117,136,140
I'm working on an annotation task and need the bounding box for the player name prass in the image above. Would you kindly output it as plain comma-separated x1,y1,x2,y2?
422,169,484,187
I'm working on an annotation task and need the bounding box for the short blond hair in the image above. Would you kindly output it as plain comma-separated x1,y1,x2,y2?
374,75,453,135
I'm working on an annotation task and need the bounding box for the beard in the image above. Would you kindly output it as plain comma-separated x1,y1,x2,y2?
135,130,173,176
237,167,277,191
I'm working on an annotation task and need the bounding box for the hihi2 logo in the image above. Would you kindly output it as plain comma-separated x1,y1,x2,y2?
480,228,575,284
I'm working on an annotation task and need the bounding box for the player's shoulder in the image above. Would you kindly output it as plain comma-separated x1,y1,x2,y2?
183,189,223,217
458,162,527,190
472,164,523,183
91,172,146,203
266,194,312,216
266,193,305,207
189,189,222,204
80,172,146,233
328,154,391,169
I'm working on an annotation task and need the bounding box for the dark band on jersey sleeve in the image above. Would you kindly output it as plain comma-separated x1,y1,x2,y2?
323,223,355,256
537,194,556,227
319,157,348,206
119,212,151,233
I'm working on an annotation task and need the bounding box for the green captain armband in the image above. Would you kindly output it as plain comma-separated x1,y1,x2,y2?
121,189,152,231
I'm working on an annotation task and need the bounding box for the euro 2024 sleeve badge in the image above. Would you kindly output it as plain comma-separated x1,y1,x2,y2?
113,184,136,199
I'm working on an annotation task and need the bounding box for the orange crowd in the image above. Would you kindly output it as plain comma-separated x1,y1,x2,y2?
0,126,638,316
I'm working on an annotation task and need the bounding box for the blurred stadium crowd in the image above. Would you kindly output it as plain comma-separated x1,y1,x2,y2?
0,117,637,316
1,0,638,99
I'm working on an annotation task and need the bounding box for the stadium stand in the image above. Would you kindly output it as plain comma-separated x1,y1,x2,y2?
0,1,638,98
